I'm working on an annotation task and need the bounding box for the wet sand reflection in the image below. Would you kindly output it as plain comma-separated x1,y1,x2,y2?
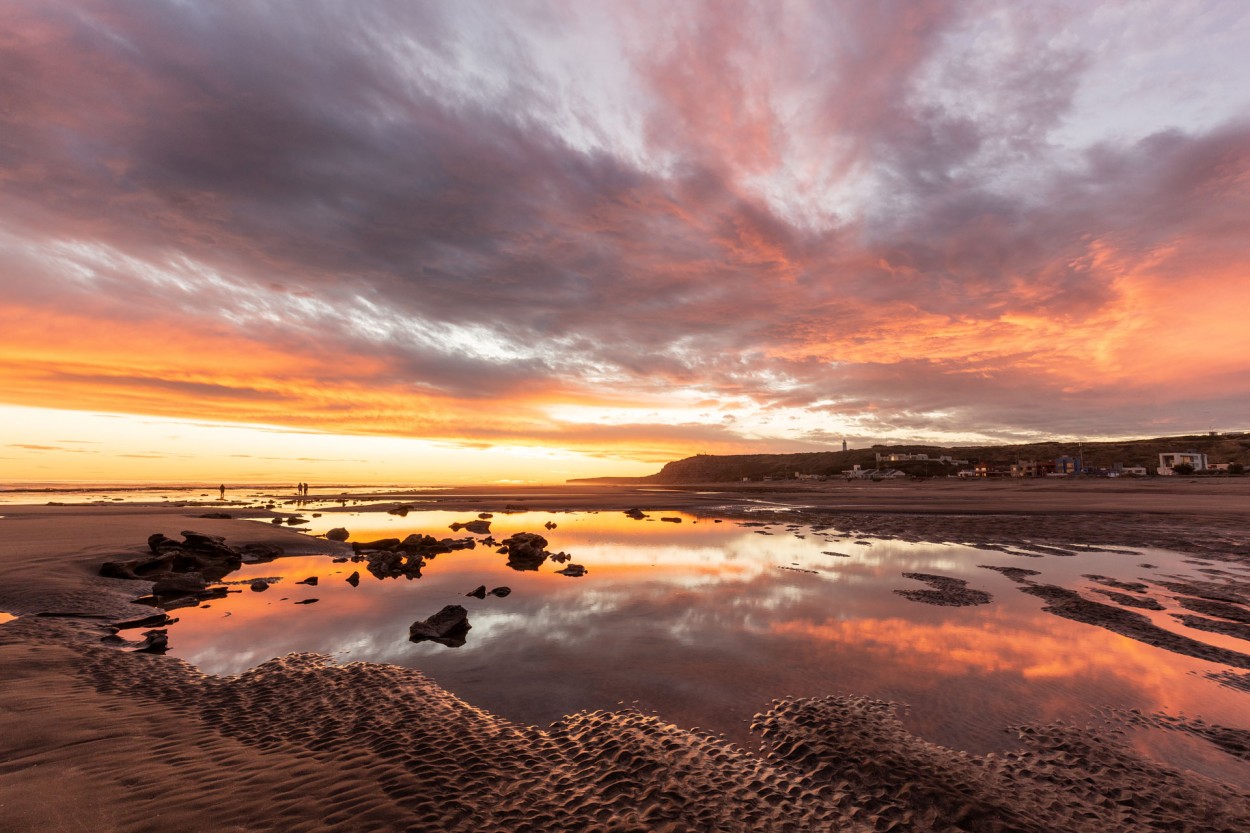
165,510,1250,779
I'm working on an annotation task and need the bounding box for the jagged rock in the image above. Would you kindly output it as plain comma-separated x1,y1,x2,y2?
345,571,360,587
152,573,207,597
489,586,511,597
352,538,401,552
237,543,284,562
112,613,175,630
624,508,647,520
450,519,492,534
544,521,557,530
502,532,551,571
408,605,471,646
466,585,487,599
100,552,177,580
550,551,571,563
250,580,270,592
147,533,183,555
133,629,169,654
326,527,350,541
296,576,318,586
556,564,588,577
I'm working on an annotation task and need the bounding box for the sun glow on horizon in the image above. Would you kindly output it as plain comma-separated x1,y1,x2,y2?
0,404,657,485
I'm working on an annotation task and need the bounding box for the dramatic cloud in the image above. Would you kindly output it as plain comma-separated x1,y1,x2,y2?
2,0,1248,471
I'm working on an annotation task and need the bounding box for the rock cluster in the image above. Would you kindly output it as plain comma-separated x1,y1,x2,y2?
100,531,283,608
449,519,491,534
351,534,477,580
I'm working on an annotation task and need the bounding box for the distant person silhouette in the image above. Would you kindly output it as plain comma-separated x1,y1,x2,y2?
218,484,225,500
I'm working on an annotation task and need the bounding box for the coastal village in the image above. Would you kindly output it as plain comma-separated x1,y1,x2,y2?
830,449,1238,480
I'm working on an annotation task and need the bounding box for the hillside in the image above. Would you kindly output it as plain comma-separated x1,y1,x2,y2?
574,433,1250,484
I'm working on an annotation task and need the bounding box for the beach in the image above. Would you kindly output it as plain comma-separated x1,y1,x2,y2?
2,479,1250,831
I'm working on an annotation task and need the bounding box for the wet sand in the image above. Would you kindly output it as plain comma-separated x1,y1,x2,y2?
2,480,1250,831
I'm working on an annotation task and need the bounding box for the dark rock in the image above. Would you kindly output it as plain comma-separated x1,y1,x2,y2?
478,513,493,520
544,521,557,530
113,613,175,630
294,598,319,605
285,516,306,525
624,508,647,520
250,580,270,592
345,571,360,587
296,576,318,586
326,527,350,541
133,629,169,654
502,532,551,571
271,517,284,524
466,585,487,599
352,538,401,552
147,533,182,554
179,533,229,554
387,505,411,516
100,553,177,580
198,512,233,519
236,544,281,565
331,556,348,563
550,551,571,563
409,605,471,646
450,519,491,534
152,573,208,597
489,587,511,598
660,517,682,523
556,563,588,577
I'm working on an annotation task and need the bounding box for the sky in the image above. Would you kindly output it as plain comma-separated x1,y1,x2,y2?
2,1,1249,483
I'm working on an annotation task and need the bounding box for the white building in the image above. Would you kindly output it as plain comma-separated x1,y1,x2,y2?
1158,452,1208,475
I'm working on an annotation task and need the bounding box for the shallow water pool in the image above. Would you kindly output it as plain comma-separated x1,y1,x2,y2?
157,508,1250,786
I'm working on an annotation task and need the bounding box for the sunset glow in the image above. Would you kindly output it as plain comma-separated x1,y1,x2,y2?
3,1,1249,481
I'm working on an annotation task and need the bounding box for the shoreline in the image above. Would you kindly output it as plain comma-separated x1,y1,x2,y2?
3,483,1250,830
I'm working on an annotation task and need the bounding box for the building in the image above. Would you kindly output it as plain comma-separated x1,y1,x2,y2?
1158,452,1208,475
974,461,1011,478
1011,459,1057,478
1054,456,1080,475
874,452,929,463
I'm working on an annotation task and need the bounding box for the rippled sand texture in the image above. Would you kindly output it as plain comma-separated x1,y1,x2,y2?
3,624,1233,833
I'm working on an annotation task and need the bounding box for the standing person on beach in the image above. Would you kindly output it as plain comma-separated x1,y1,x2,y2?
218,484,225,499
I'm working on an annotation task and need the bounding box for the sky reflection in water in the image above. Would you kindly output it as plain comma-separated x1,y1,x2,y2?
163,509,1250,782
